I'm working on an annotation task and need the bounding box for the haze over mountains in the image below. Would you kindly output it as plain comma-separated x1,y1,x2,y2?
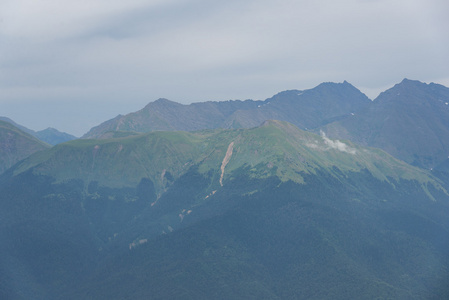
82,81,370,138
82,79,449,170
1,79,449,299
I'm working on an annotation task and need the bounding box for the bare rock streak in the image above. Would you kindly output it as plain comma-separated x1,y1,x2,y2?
220,142,234,186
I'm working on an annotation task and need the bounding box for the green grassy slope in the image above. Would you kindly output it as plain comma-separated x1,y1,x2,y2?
13,120,440,195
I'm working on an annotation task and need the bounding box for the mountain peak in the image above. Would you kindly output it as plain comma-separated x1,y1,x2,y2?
154,98,181,105
42,127,59,133
260,119,282,126
142,98,183,111
35,127,77,145
398,78,425,87
387,79,434,94
259,119,294,130
373,79,427,101
316,80,357,89
310,81,368,99
154,98,175,103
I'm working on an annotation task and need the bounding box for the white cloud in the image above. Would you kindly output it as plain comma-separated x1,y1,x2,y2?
0,0,176,39
305,131,357,155
321,131,357,155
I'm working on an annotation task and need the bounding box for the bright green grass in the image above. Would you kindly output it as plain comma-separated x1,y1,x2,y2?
13,120,444,196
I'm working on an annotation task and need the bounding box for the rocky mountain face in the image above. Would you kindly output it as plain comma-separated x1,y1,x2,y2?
321,79,449,169
1,121,448,299
82,81,370,138
0,120,50,174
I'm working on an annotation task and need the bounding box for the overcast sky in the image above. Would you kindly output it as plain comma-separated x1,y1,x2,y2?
1,0,448,136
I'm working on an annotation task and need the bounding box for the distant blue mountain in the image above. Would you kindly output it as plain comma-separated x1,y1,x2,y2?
0,116,77,145
82,81,370,138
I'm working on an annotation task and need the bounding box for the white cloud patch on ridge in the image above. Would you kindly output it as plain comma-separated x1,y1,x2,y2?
321,131,357,155
306,131,357,155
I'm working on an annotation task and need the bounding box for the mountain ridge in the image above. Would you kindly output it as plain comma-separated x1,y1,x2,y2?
321,78,449,168
82,81,370,138
13,120,442,197
80,79,449,171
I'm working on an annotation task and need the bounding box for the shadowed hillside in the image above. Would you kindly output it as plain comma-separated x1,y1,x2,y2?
1,121,448,299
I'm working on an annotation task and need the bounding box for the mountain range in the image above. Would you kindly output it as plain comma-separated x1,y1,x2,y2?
82,79,449,170
82,81,370,139
1,79,449,299
3,79,448,172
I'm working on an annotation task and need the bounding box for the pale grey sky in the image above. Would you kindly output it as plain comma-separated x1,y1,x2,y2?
1,0,448,136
